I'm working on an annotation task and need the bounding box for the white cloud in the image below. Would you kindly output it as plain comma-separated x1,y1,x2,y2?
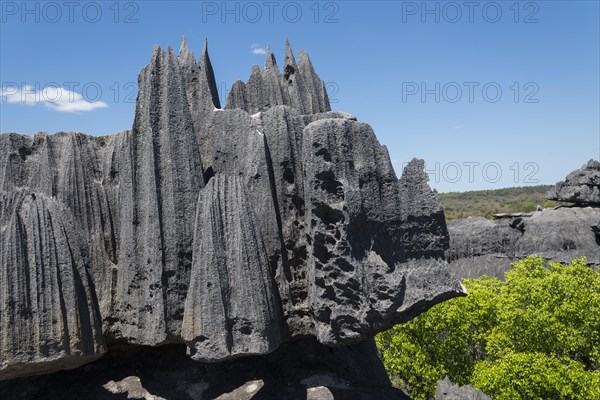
251,43,267,55
453,124,465,130
1,84,108,113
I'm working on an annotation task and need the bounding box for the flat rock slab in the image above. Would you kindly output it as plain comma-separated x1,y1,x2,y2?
447,205,600,279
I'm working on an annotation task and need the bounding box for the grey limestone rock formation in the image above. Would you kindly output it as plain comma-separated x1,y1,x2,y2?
447,206,600,279
0,37,465,396
547,159,600,204
110,44,205,345
435,377,490,400
0,190,106,380
448,167,600,279
225,41,330,115
182,174,283,361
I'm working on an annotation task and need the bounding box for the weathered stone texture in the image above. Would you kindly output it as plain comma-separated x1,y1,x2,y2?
0,39,464,384
547,160,600,204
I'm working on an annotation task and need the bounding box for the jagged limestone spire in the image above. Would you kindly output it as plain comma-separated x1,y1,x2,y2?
224,80,247,111
201,37,208,55
297,49,331,113
0,39,467,384
151,44,161,58
225,40,331,114
180,35,188,52
284,38,296,68
264,44,278,70
297,49,311,68
199,37,221,109
283,39,299,87
122,42,204,344
178,36,196,69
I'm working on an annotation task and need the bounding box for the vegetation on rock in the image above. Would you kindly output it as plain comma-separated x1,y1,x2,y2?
376,256,600,400
438,185,560,220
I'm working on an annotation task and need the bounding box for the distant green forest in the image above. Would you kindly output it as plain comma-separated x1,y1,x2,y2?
438,185,561,220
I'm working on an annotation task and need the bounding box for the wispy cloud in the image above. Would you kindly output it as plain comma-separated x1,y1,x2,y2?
1,84,108,113
453,124,465,130
251,43,267,55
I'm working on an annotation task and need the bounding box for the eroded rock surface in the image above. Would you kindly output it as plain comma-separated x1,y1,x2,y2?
447,206,600,279
547,160,600,204
0,38,464,389
225,41,330,115
183,175,283,361
0,190,106,380
447,162,600,279
111,45,204,345
435,377,490,400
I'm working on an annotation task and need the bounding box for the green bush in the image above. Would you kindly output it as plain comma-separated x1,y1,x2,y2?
376,257,600,400
437,185,562,220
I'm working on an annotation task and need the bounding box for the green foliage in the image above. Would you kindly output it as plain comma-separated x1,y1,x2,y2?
376,257,600,400
472,353,600,400
437,185,562,220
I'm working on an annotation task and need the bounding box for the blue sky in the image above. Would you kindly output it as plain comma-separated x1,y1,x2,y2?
1,0,598,192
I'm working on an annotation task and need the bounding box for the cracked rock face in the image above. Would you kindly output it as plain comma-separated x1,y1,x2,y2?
547,159,600,204
0,38,465,383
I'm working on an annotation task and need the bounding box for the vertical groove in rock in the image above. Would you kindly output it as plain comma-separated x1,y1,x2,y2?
197,108,281,268
0,190,105,380
0,39,467,381
253,106,313,335
0,132,120,320
113,46,204,344
182,174,283,361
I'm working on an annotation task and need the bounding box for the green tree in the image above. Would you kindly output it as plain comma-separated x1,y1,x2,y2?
376,257,600,400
